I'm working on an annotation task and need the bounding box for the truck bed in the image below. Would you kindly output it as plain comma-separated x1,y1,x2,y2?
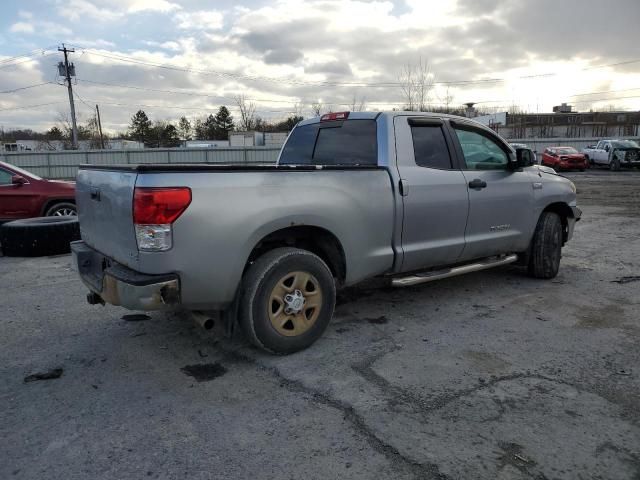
76,164,397,309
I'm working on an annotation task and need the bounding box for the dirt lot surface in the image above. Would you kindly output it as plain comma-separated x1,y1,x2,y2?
1,170,639,480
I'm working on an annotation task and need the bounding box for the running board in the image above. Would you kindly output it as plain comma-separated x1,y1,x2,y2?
391,254,518,287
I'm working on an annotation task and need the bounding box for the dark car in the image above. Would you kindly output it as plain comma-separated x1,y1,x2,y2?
0,161,76,223
541,147,588,171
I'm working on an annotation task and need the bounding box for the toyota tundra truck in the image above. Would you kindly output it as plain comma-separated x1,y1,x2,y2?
72,111,581,354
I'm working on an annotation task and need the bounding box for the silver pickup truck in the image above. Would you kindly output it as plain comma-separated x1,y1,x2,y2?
72,111,581,354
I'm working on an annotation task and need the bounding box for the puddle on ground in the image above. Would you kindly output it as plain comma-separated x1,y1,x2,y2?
122,314,151,322
365,315,389,324
180,363,227,382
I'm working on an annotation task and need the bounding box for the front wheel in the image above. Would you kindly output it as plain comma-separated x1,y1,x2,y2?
528,212,562,279
609,157,621,171
239,247,336,354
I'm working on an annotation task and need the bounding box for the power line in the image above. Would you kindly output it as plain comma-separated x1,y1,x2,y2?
77,78,398,105
75,76,640,110
70,45,640,89
0,46,57,65
0,101,63,112
569,87,640,97
0,52,57,70
0,82,57,94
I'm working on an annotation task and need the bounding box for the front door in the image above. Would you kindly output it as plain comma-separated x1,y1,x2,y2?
394,116,469,272
0,167,36,220
449,125,535,261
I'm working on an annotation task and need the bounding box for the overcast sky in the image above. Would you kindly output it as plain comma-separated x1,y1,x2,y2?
0,0,639,133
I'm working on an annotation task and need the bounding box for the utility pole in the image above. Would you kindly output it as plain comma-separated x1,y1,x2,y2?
58,45,78,149
95,104,105,149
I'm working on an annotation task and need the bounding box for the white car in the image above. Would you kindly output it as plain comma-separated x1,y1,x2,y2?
583,139,640,170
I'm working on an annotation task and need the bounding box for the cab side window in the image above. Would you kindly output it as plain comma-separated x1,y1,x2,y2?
454,128,509,170
410,125,453,169
0,168,13,185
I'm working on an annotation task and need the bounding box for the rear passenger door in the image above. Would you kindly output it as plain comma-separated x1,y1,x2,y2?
450,123,535,261
394,116,469,272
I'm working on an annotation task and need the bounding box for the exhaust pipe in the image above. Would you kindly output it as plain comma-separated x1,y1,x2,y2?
192,311,215,330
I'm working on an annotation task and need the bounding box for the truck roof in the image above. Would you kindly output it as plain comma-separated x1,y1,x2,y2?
297,111,503,136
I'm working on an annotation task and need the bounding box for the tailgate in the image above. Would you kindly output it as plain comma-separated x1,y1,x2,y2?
76,168,139,268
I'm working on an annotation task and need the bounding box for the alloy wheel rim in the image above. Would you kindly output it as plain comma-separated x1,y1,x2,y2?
52,208,77,216
268,271,322,337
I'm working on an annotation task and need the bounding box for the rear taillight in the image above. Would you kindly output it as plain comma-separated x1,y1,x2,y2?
133,187,191,251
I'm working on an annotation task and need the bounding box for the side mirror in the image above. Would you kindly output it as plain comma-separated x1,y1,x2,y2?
11,175,26,186
515,148,535,168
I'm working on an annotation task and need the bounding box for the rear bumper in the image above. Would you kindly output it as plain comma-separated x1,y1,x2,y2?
71,241,180,310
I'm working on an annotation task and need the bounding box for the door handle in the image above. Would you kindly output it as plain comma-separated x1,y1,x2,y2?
468,178,487,189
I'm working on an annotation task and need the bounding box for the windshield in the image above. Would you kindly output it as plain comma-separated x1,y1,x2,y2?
611,140,639,148
0,162,42,180
556,147,578,154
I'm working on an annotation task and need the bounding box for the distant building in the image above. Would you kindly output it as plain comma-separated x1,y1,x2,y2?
2,139,144,152
228,131,289,147
184,140,230,148
474,109,640,139
229,131,265,147
264,132,288,147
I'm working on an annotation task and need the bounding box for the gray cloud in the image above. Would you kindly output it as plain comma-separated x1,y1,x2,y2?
305,60,352,76
263,48,303,65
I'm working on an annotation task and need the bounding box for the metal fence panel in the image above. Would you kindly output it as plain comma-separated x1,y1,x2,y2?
0,147,282,179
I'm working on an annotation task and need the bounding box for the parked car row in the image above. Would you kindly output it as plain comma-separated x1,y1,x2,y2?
511,139,640,172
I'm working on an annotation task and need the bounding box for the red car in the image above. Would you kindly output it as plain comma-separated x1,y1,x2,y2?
541,147,588,171
0,160,76,223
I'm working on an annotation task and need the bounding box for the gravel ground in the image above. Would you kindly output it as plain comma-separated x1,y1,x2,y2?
1,170,639,480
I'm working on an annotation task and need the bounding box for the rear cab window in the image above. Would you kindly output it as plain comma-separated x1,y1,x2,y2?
279,119,377,166
410,125,453,169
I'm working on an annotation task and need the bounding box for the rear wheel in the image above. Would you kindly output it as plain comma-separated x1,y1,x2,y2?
528,212,562,279
610,157,621,171
239,247,336,354
45,202,77,217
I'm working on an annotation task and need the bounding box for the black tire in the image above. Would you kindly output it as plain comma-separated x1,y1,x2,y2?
45,201,77,217
609,157,621,171
0,216,80,257
528,212,562,279
239,247,336,354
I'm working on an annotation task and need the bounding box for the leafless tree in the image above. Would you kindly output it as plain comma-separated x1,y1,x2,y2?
398,58,435,111
292,102,304,117
311,101,324,117
438,86,455,113
349,93,367,112
234,94,257,131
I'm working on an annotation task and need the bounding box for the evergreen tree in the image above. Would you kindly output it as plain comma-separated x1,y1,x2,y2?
178,116,192,140
128,110,152,144
161,124,181,147
213,106,234,140
46,126,64,140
